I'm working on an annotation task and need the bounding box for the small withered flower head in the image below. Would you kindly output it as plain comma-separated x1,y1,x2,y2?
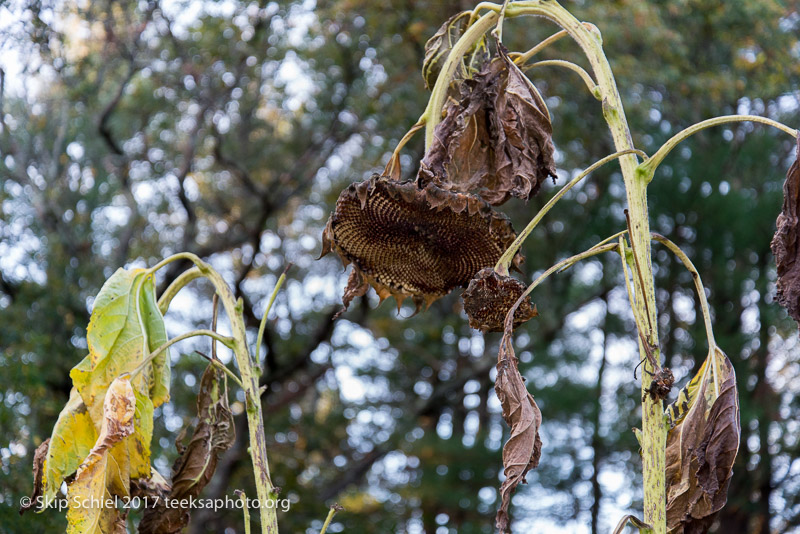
462,267,537,332
321,175,523,316
418,43,557,206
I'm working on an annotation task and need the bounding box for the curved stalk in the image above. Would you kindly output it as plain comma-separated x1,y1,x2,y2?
651,233,716,351
157,266,203,314
144,251,280,533
423,12,499,147
495,149,646,274
523,59,600,99
255,270,288,366
640,115,798,181
467,1,663,529
511,23,598,65
504,240,620,332
130,329,235,379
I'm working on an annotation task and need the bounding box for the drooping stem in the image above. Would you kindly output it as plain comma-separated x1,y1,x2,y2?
130,329,235,378
651,233,716,351
639,115,798,181
149,252,280,534
505,240,621,333
499,1,664,530
158,266,203,314
255,268,289,366
523,59,600,98
511,23,598,66
495,148,646,274
423,11,499,147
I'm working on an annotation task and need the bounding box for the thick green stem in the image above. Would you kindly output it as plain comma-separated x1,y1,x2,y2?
505,1,664,530
150,253,279,534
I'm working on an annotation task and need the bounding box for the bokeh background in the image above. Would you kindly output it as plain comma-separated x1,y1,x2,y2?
1,1,800,532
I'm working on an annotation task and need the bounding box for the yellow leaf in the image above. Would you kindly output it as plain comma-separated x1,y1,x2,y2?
43,388,97,507
67,376,135,534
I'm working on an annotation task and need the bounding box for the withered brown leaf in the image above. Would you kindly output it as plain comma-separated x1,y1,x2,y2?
421,11,490,91
20,438,50,514
771,135,800,327
321,175,523,315
495,332,542,533
462,267,537,332
418,44,557,206
139,364,235,534
665,347,740,534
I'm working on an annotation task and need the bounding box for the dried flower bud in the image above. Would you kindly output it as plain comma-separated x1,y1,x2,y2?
418,44,557,205
321,175,523,315
462,267,537,332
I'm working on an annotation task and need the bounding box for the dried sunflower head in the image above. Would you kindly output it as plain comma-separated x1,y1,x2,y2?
462,267,537,332
321,175,523,315
418,43,557,206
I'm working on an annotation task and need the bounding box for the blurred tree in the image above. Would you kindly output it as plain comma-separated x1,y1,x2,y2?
0,1,798,533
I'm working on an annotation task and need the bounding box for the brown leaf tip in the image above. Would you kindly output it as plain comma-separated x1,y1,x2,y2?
462,267,537,332
323,175,523,315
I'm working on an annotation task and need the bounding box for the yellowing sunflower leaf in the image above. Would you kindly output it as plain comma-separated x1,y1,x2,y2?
42,388,97,507
71,268,168,480
67,376,136,534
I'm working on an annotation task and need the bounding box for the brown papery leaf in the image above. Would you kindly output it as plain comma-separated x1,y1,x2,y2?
421,11,490,91
20,438,49,514
665,347,740,533
494,332,542,533
462,267,537,332
139,364,235,534
321,175,523,315
418,45,557,206
771,135,800,327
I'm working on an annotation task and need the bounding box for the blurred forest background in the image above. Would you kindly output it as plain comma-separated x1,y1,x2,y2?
1,0,800,532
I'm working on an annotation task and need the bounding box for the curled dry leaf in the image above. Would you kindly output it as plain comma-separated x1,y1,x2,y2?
421,11,490,90
20,438,50,514
771,135,800,327
665,346,740,534
418,44,557,206
321,175,523,315
139,364,235,534
494,332,542,533
462,267,537,332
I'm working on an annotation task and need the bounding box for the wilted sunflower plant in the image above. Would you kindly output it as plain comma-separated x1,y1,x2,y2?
322,1,800,533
